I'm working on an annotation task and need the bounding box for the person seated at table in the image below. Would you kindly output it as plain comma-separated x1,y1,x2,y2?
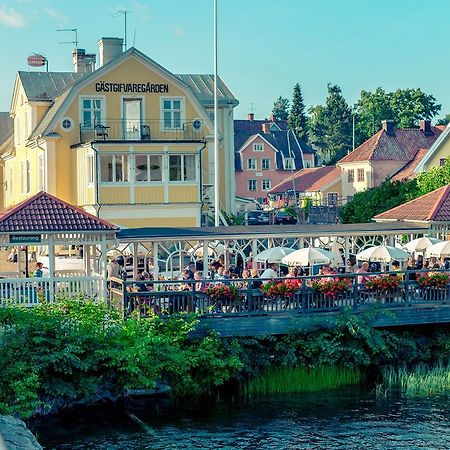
260,263,278,284
346,257,357,272
391,260,404,279
356,262,370,286
250,268,262,290
285,267,301,287
194,271,205,291
180,269,194,290
406,257,417,281
215,266,229,281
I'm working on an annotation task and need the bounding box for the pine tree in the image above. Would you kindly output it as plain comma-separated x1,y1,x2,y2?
288,83,308,141
272,96,290,121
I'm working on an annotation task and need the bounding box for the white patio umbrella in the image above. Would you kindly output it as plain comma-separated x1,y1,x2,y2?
404,237,442,254
356,245,410,263
255,246,295,263
281,247,335,267
425,241,450,258
107,243,149,257
188,242,225,258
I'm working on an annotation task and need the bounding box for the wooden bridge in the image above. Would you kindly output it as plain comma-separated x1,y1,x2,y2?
110,271,450,337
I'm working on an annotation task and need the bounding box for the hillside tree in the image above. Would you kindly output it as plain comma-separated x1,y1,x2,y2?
288,83,309,141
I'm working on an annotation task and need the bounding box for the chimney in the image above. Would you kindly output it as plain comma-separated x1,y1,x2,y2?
98,37,123,67
73,49,96,73
247,113,254,122
270,113,277,122
419,119,432,135
261,123,271,133
381,120,395,136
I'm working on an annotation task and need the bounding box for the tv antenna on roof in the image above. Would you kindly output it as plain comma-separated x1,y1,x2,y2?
114,10,129,50
57,28,78,50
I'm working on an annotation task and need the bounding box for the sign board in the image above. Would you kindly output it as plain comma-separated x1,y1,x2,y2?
9,235,41,245
27,55,46,67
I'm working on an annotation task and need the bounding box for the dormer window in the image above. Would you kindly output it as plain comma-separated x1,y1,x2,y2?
284,157,295,170
253,143,263,152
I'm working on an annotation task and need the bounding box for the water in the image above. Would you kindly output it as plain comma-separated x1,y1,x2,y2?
33,390,450,449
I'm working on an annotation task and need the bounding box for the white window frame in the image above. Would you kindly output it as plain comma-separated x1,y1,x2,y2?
20,160,30,194
161,97,185,131
9,167,13,197
348,169,355,182
283,157,295,170
253,143,264,152
79,96,105,129
357,168,365,182
87,155,95,185
24,111,29,141
39,154,46,191
134,154,164,183
261,158,271,170
261,179,271,191
247,158,257,170
99,154,130,184
248,179,257,191
168,154,197,183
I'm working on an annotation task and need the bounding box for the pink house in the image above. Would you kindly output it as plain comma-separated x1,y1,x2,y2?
235,114,315,202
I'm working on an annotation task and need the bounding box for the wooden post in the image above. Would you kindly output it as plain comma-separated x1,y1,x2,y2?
344,236,350,263
251,239,257,269
133,242,139,280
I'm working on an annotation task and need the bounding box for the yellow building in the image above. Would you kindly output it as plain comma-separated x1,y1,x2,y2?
414,124,450,173
2,37,238,228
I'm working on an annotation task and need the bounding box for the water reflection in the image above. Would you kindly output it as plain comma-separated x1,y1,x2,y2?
33,389,450,449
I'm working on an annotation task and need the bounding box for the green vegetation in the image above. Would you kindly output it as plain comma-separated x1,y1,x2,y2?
381,364,450,396
0,300,242,418
272,96,290,121
341,159,450,223
243,366,363,396
288,83,309,142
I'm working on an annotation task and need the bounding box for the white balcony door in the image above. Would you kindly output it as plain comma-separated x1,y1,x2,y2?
123,99,142,140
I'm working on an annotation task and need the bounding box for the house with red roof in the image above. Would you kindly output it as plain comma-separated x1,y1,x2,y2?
234,114,315,202
338,120,442,201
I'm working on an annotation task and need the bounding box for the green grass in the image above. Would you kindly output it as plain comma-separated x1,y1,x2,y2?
381,364,450,396
242,366,364,396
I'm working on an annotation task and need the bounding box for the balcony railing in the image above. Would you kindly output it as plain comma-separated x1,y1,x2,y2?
79,119,204,143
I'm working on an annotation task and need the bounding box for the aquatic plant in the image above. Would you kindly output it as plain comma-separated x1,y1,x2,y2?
242,366,363,396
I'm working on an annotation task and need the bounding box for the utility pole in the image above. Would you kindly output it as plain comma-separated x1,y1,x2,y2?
213,0,220,227
116,10,128,50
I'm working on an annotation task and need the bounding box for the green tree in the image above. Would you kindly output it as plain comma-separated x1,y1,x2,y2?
272,96,290,120
309,84,352,164
354,87,441,144
436,113,450,126
288,83,308,141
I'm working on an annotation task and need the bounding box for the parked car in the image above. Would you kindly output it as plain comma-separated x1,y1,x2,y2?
274,210,298,225
247,210,271,225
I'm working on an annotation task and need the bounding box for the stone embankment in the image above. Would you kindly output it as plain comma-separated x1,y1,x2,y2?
0,415,42,450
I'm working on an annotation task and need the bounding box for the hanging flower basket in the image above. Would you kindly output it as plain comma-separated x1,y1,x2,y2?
260,280,300,299
310,278,351,299
204,284,240,303
417,272,450,288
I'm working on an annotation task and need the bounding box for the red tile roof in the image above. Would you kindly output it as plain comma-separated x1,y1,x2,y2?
269,166,341,194
390,148,429,182
0,191,118,233
374,185,450,222
339,127,442,164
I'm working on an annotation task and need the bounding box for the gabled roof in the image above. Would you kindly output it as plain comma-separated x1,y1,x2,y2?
269,166,341,194
234,119,288,133
339,127,442,164
373,185,450,222
0,191,118,233
415,124,450,173
390,148,429,182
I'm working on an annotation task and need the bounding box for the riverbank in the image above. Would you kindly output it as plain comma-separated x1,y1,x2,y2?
0,415,42,449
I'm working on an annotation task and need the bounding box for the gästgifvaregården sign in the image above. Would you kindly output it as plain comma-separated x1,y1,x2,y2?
9,235,42,244
95,82,169,93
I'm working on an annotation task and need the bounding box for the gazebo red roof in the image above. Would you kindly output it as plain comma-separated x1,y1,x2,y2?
0,191,118,233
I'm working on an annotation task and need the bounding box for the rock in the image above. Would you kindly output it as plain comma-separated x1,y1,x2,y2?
0,415,42,450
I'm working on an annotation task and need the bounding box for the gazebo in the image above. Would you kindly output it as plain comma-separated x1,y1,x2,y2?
0,192,117,303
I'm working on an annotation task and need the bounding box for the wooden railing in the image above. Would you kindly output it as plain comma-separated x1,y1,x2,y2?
109,270,450,319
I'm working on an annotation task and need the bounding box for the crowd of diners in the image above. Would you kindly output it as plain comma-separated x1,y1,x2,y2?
107,251,450,295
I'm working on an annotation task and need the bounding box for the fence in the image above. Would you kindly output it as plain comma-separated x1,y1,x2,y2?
109,270,450,319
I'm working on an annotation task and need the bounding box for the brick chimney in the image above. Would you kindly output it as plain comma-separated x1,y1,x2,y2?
73,48,96,73
381,120,395,136
419,119,432,135
247,113,254,121
98,37,123,67
270,113,277,122
261,123,271,133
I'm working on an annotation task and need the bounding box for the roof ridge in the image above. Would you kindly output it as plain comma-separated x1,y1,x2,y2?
429,185,450,220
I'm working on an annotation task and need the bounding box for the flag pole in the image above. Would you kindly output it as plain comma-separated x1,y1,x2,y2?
214,0,220,226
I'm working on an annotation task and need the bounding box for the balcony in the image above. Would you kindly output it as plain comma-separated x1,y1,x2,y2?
79,119,205,144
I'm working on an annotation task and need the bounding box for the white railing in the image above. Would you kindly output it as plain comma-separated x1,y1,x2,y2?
55,269,86,277
0,276,105,306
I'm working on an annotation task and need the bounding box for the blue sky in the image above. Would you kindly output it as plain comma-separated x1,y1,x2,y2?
0,0,449,120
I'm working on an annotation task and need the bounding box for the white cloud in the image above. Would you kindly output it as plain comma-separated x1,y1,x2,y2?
44,7,67,24
173,26,184,37
0,5,25,28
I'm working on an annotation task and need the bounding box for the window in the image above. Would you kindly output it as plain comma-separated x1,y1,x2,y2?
82,98,103,128
169,155,196,181
61,118,74,132
135,154,163,182
440,158,447,167
304,161,312,168
248,179,257,191
99,154,129,182
39,155,45,190
327,192,338,206
262,158,270,170
24,112,28,140
21,161,30,194
262,179,271,191
253,143,263,152
247,158,256,170
162,98,183,129
348,169,355,182
88,155,95,184
284,158,295,170
357,168,365,182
